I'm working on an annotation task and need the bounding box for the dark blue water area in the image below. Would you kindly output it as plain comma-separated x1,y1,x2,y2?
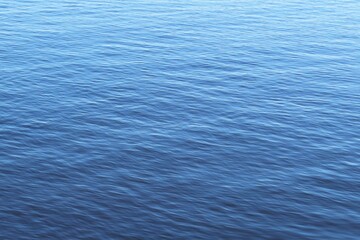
1,0,360,239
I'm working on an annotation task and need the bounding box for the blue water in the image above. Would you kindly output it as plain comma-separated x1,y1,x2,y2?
1,0,360,239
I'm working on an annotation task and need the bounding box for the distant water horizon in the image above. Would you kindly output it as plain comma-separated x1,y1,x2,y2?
1,0,359,239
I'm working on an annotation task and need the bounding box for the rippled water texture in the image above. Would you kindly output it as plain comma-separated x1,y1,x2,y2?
1,0,360,239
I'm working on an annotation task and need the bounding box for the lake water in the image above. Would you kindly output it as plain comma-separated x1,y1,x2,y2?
1,0,359,239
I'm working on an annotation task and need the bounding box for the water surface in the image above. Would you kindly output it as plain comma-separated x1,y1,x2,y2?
1,0,360,239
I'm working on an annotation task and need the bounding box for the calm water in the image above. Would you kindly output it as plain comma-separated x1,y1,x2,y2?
1,0,360,239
